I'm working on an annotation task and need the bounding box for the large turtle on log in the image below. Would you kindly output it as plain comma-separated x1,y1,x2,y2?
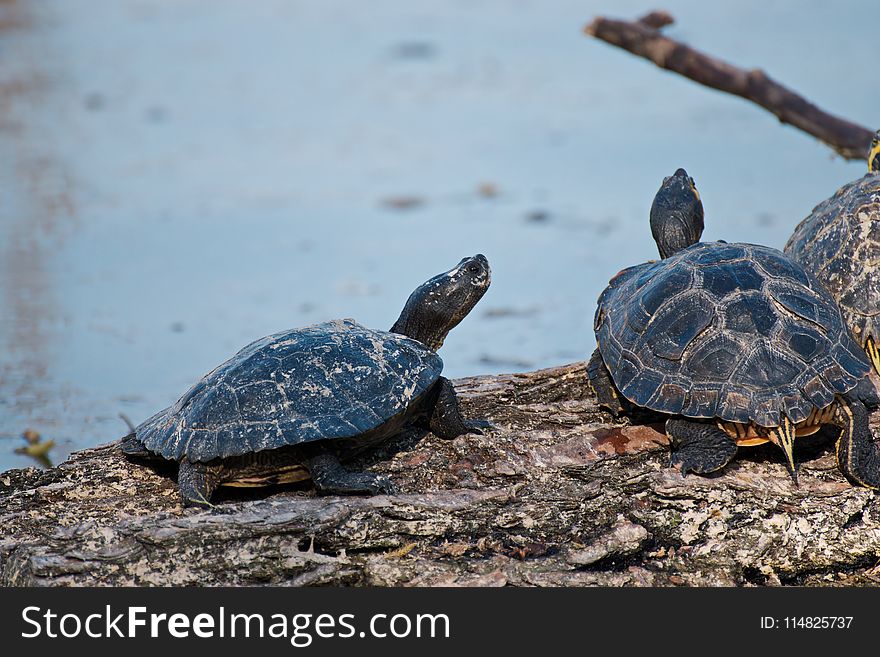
588,169,880,487
785,130,880,375
123,254,491,506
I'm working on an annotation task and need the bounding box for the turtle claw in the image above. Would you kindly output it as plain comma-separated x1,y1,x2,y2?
466,419,496,435
669,452,693,477
183,494,216,509
372,475,397,495
357,472,396,495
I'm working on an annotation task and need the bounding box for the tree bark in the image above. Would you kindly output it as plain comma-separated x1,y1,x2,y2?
2,362,880,586
584,12,875,161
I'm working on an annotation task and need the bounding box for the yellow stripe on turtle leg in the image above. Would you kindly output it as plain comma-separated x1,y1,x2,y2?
833,396,880,489
769,415,798,485
835,397,880,489
834,398,856,483
865,336,880,376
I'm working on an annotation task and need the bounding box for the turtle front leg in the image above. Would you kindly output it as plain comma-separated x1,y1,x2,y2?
835,396,880,489
666,418,738,476
306,453,395,495
427,377,486,439
851,376,880,412
178,459,225,507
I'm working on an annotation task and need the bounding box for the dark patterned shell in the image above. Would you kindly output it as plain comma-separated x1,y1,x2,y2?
784,173,880,346
595,242,870,427
134,319,442,462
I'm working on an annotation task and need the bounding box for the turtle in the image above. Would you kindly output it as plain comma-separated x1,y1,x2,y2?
588,168,880,487
122,254,492,506
785,130,880,375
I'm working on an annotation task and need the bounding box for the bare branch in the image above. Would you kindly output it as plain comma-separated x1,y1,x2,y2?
585,12,874,160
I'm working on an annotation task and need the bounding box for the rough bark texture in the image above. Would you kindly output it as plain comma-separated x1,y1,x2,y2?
2,363,880,587
585,12,874,161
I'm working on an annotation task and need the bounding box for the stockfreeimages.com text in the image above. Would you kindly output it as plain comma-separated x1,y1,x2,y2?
21,606,450,646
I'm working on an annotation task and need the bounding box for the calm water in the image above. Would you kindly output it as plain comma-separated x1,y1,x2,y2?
0,0,876,470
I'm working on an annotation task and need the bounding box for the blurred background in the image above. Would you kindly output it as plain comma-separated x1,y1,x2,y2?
0,0,876,470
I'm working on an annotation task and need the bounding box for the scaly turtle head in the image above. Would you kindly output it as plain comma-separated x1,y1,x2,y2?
391,254,491,350
650,168,705,259
869,130,880,174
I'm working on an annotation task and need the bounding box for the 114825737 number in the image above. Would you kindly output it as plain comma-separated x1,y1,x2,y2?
783,617,853,629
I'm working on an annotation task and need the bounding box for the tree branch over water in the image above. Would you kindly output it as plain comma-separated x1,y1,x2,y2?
585,11,874,160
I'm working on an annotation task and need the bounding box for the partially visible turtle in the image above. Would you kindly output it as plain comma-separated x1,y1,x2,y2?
122,254,491,506
785,130,880,375
589,168,880,487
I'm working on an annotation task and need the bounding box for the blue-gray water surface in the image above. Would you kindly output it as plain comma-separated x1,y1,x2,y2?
1,0,876,470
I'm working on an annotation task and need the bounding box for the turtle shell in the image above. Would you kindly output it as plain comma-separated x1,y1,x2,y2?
595,242,870,427
784,173,880,345
134,319,443,462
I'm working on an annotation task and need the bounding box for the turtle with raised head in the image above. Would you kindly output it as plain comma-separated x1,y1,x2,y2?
122,254,491,506
588,169,880,487
785,130,880,374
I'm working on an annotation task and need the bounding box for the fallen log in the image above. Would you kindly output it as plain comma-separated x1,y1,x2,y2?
2,363,880,586
585,11,874,160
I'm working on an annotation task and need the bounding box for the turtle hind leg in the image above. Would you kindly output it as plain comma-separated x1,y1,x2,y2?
587,348,626,416
835,397,880,489
666,418,738,476
306,453,395,495
426,376,485,439
178,460,224,507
